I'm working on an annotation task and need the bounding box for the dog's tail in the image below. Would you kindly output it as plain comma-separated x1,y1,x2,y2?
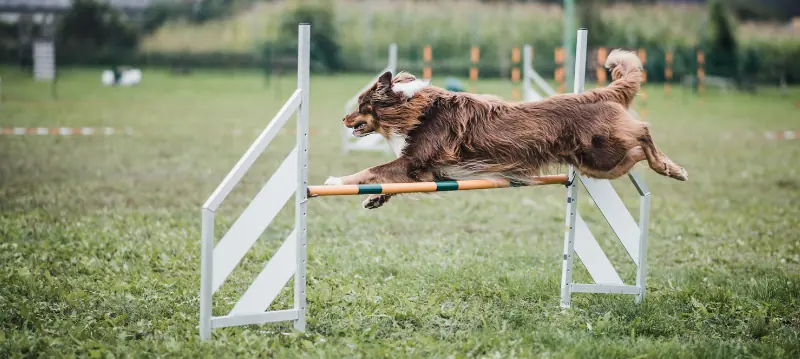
591,49,642,109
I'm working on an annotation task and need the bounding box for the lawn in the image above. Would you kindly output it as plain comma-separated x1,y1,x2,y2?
1,67,799,358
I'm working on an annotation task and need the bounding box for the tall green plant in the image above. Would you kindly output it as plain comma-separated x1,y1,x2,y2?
577,0,608,46
57,0,139,49
56,0,140,65
706,0,741,86
272,0,343,72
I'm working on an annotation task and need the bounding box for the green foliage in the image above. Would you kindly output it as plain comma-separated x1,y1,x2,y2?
578,0,609,47
721,0,789,21
263,0,343,73
188,0,235,24
57,0,139,50
140,2,185,35
705,0,740,84
133,1,800,84
142,0,235,31
55,0,140,66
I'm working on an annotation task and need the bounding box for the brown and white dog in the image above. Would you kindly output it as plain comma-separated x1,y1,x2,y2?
326,49,687,209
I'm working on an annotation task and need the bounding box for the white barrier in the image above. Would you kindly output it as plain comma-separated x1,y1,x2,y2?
199,23,310,341
199,27,651,340
522,44,557,101
341,44,397,153
560,28,650,307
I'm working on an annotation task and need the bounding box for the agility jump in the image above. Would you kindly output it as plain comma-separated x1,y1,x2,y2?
308,174,569,197
200,25,654,341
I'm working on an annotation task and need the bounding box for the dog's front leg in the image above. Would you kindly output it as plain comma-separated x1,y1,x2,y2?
325,157,432,209
325,156,418,185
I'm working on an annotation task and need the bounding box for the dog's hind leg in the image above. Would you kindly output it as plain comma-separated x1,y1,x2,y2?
578,146,646,179
637,128,687,181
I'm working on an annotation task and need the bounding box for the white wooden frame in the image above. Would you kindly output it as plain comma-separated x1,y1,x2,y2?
341,44,397,153
199,23,310,341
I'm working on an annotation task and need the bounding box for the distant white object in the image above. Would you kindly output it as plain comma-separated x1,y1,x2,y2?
342,43,397,154
33,40,55,81
102,68,142,87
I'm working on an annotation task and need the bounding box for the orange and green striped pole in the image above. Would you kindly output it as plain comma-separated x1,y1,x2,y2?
307,175,569,197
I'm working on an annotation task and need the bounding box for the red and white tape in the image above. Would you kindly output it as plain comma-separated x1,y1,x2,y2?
763,130,799,140
0,127,132,136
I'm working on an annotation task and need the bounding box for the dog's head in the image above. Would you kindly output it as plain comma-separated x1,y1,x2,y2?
343,71,428,137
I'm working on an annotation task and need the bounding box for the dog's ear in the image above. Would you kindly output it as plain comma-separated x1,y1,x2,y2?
376,71,393,91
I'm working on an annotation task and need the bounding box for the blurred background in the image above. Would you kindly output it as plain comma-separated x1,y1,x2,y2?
1,1,799,357
1,0,799,87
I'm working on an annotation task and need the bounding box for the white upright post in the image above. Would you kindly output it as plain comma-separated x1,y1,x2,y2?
522,45,532,98
294,23,311,332
635,189,651,304
388,43,398,73
560,28,588,309
199,209,214,340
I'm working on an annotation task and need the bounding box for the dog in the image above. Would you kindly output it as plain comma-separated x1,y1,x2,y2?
326,49,687,209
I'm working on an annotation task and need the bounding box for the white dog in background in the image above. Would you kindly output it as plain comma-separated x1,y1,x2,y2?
102,67,142,87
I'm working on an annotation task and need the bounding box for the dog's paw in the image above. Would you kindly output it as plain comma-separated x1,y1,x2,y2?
324,176,343,186
363,194,391,209
676,167,688,181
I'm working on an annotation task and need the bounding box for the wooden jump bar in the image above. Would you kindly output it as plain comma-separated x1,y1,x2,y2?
307,174,570,197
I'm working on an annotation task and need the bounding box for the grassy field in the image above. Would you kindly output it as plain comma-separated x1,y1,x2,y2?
1,67,799,358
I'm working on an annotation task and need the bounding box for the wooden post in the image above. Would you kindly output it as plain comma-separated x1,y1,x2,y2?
423,45,432,80
511,47,521,99
555,47,566,93
697,50,705,98
638,48,647,119
470,46,480,92
665,50,673,97
596,47,607,88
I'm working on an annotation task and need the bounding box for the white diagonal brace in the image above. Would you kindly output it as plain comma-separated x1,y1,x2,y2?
229,229,297,315
212,147,298,293
574,213,624,285
204,90,301,211
578,175,640,265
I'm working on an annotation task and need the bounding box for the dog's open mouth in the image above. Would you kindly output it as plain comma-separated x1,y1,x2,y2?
351,122,371,137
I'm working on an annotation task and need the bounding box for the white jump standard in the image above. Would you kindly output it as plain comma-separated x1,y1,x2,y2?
199,26,651,340
200,23,310,341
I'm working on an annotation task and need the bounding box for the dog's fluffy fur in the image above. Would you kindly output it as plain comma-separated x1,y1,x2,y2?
329,49,687,209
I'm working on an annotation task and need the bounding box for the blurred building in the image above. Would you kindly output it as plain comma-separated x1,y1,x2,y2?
0,0,152,80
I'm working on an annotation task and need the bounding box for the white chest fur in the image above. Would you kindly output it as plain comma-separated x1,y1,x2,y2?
387,133,408,158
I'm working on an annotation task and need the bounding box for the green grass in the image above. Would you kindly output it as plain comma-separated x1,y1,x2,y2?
1,67,799,358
